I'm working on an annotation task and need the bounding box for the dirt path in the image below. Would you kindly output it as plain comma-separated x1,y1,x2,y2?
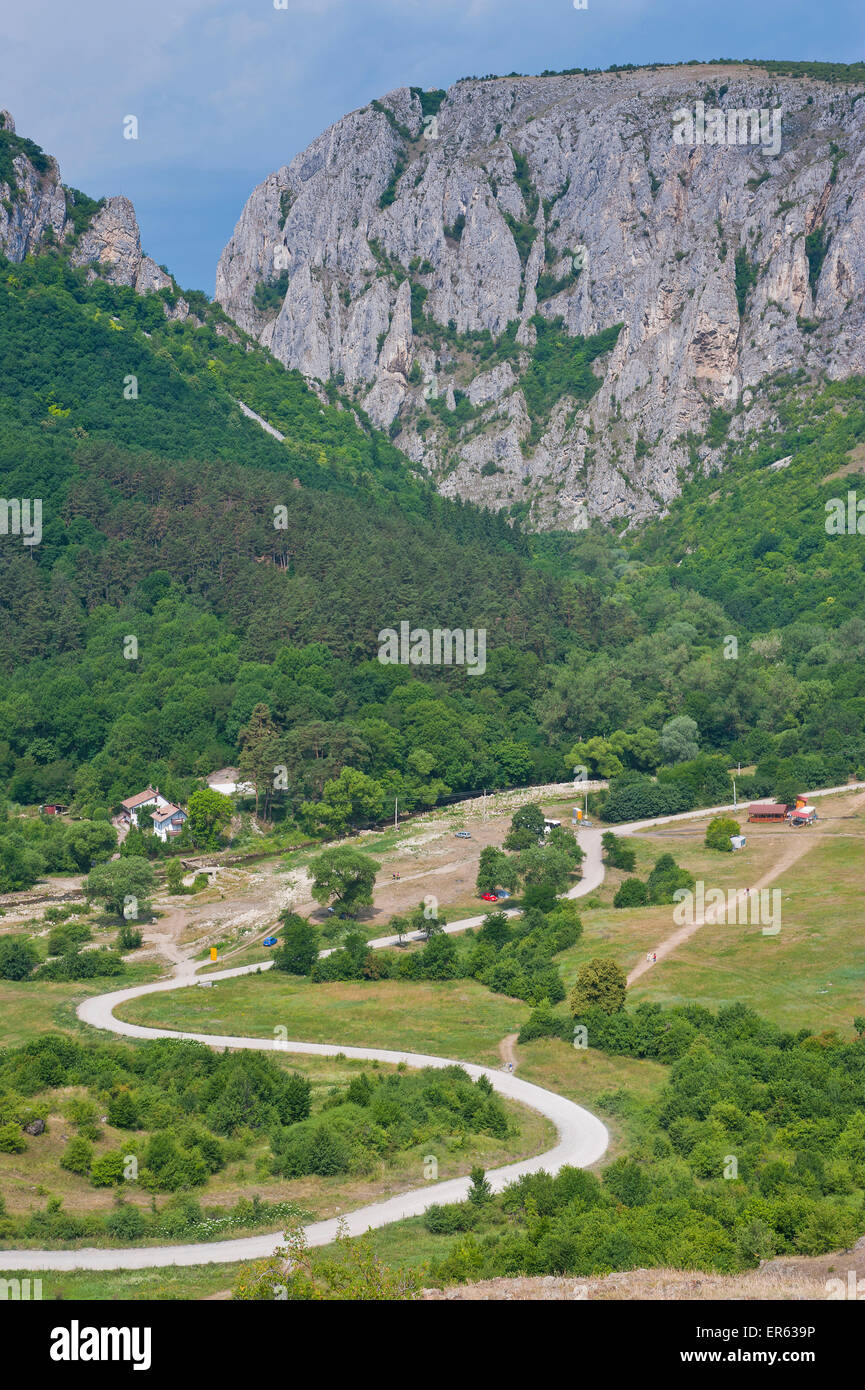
498,1033,519,1071
627,791,865,985
132,861,305,970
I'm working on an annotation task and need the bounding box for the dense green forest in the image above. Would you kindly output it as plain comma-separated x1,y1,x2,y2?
0,253,557,816
534,374,865,791
2,240,865,833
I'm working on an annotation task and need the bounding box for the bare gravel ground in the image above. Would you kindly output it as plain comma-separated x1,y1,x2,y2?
422,1236,865,1299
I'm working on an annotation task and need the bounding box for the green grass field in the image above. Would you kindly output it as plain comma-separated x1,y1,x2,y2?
554,803,865,1036
0,962,163,1048
118,975,529,1067
0,1263,242,1301
626,833,865,1033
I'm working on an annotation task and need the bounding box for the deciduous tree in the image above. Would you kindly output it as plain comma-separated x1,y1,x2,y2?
310,847,380,917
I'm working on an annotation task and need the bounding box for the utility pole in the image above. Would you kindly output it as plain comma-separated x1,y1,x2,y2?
732,779,737,811
394,797,398,830
483,789,487,821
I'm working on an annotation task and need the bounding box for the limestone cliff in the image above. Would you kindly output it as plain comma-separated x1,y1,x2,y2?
215,64,865,528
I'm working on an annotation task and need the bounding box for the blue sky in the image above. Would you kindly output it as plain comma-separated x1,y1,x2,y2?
3,0,863,292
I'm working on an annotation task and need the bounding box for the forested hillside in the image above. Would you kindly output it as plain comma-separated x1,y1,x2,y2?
2,232,865,828
534,374,865,815
0,251,570,815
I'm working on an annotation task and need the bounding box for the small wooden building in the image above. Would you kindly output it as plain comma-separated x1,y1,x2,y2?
747,801,789,822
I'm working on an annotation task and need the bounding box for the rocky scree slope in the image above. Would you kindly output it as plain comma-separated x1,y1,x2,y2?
215,65,865,529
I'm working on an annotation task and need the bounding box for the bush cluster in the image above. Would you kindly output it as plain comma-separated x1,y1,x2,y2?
613,853,694,909
429,1003,865,1284
271,1066,509,1179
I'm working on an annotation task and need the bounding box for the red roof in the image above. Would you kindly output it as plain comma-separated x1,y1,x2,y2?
121,787,160,811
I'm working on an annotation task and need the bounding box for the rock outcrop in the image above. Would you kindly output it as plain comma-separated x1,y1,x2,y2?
0,109,67,259
1,109,177,305
69,195,172,293
216,64,865,527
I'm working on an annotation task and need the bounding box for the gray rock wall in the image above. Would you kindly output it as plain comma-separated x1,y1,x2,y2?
215,65,865,527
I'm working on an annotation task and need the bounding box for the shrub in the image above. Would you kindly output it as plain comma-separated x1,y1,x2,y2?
380,155,408,210
60,1136,93,1175
544,901,583,951
107,1090,139,1129
417,932,458,980
90,1151,125,1186
468,1166,493,1204
36,947,125,981
424,1202,479,1234
734,248,758,315
568,958,627,1016
165,858,186,895
517,1003,572,1045
156,1195,204,1237
602,1157,651,1207
705,816,741,852
282,1072,312,1123
0,937,39,980
252,271,289,314
522,883,558,912
602,774,690,824
104,1202,148,1240
0,1121,27,1153
273,915,319,975
602,832,636,872
613,878,649,908
645,853,695,905
47,922,91,954
272,1118,358,1179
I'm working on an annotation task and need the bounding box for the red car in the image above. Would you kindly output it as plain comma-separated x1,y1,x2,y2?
480,892,499,903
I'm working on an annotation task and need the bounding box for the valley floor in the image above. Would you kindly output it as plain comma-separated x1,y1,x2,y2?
2,781,863,1296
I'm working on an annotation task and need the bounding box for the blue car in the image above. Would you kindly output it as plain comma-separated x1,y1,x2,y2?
263,936,278,947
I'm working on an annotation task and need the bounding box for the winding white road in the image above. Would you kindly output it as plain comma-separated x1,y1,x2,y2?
4,782,858,1272
1,828,609,1272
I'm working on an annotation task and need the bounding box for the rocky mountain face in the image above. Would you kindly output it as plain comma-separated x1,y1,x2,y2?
0,108,175,297
215,65,865,528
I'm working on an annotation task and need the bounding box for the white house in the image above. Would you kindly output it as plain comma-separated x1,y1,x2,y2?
120,786,170,827
150,803,188,843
